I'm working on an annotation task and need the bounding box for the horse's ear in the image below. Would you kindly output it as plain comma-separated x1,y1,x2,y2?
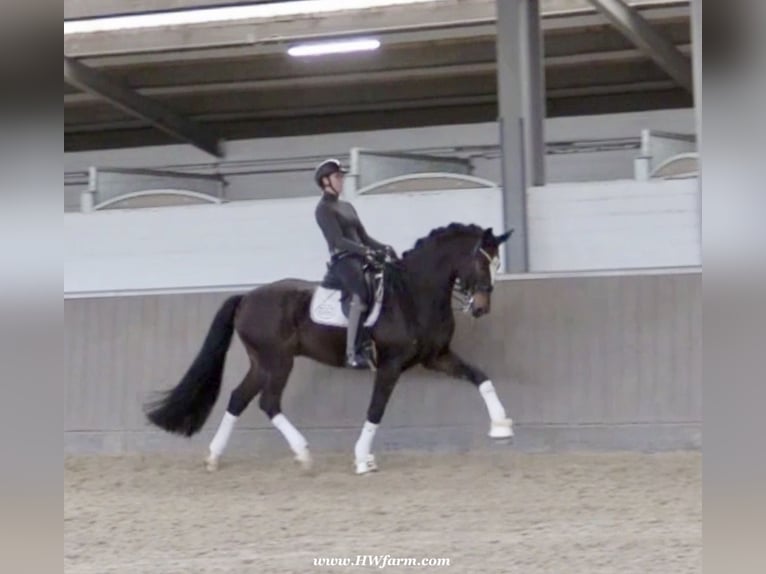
496,228,514,245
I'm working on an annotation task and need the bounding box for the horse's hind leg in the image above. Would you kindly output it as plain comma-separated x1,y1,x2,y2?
206,364,263,471
258,354,312,470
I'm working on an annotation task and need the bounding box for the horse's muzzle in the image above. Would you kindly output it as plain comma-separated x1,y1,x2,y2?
471,307,487,318
470,291,491,317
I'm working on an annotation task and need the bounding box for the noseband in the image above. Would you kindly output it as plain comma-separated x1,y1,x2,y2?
453,248,499,313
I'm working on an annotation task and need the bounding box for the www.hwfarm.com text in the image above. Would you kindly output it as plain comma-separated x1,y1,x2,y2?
314,555,450,568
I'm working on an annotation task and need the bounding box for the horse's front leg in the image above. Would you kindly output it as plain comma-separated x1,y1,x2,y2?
425,350,513,439
354,361,402,475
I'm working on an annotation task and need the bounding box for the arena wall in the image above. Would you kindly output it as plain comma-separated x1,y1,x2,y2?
65,177,699,294
64,269,701,456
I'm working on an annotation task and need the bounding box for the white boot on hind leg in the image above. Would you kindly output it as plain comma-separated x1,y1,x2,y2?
205,453,219,472
206,412,238,471
271,413,312,471
355,454,378,475
295,448,313,471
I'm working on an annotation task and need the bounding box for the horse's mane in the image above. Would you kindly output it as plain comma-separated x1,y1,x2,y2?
401,222,484,259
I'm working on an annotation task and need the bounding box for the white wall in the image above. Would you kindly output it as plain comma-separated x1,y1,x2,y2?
65,187,504,294
65,177,700,295
64,109,696,210
528,178,701,271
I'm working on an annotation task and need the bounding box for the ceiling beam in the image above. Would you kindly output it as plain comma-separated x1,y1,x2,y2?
64,56,224,157
66,93,499,133
66,77,681,134
64,1,688,60
587,0,692,92
64,62,497,105
64,42,693,106
65,1,283,20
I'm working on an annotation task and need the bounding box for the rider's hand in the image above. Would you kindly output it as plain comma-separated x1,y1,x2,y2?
364,247,382,262
369,248,387,263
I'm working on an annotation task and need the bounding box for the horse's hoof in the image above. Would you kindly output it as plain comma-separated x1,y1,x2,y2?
355,454,378,475
489,418,514,439
295,450,313,472
205,455,219,472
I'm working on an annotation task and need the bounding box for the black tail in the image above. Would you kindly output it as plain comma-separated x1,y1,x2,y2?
144,294,243,436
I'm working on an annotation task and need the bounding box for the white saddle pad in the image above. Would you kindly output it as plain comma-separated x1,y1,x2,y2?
309,286,383,328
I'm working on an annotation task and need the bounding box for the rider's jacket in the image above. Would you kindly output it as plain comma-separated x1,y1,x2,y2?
315,192,386,257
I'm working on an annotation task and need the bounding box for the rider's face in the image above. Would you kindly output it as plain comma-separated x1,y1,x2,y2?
327,171,344,195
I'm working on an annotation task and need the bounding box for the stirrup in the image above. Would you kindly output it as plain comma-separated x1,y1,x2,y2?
346,344,376,370
346,352,372,370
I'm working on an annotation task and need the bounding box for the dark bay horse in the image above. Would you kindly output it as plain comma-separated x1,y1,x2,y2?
144,223,514,474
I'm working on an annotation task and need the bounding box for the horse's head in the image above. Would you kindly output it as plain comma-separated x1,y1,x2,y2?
401,223,513,318
455,227,513,318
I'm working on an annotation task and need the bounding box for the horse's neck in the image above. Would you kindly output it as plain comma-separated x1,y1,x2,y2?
400,249,456,325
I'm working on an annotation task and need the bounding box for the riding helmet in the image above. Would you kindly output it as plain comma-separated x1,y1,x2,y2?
314,158,347,189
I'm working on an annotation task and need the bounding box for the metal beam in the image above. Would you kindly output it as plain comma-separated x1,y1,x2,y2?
64,56,224,157
588,0,692,92
65,1,284,20
496,0,546,273
521,0,546,187
690,0,701,244
64,1,689,60
64,0,498,58
66,93,499,132
65,62,497,105
691,0,701,144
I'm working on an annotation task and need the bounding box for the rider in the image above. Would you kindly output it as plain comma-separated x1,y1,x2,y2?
313,158,395,369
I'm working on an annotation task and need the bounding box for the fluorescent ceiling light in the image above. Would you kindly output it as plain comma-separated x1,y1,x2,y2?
288,38,381,57
64,0,445,35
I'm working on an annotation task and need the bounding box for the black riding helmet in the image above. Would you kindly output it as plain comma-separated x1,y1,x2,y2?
314,158,347,190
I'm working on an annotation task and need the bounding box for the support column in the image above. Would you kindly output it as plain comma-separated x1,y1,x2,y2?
692,0,701,152
496,0,546,273
691,0,701,240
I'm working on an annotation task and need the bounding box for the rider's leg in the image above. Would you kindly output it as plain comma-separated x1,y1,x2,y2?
346,293,369,367
335,256,371,368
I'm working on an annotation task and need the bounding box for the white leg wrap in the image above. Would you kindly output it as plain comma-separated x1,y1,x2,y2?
354,421,379,475
271,413,310,462
478,380,513,438
209,412,238,458
479,380,507,420
354,421,378,461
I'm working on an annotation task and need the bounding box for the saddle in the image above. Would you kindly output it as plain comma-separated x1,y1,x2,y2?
309,258,385,329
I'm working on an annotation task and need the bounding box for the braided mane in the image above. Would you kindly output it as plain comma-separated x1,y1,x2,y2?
401,222,484,259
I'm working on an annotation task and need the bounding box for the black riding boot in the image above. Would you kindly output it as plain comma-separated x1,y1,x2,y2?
346,294,371,369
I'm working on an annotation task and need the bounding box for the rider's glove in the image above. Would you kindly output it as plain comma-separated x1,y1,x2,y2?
364,247,381,262
368,248,387,263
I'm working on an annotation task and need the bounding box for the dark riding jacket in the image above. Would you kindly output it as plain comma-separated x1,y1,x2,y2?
315,192,386,257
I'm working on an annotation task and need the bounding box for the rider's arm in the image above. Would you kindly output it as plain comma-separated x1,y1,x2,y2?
357,223,387,251
351,206,386,251
316,204,369,256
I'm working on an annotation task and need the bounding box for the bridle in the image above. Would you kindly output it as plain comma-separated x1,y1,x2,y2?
452,248,500,313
